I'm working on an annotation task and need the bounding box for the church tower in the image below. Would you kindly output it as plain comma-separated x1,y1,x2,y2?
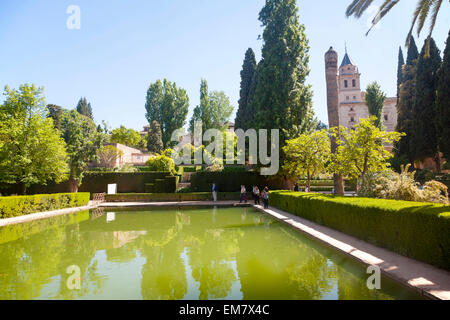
338,49,362,105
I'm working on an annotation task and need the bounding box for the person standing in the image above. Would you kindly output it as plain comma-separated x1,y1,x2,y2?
294,183,300,192
240,185,247,203
254,186,261,205
212,183,217,202
262,187,269,209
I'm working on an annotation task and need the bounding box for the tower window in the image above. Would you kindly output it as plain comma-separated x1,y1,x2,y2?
344,80,348,88
350,107,354,112
350,117,355,122
352,79,356,87
384,115,389,121
346,96,350,100
353,96,356,100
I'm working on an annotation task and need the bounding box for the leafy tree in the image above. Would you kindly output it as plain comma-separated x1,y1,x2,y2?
235,48,257,130
189,79,234,132
329,117,403,190
282,130,330,191
145,79,189,148
248,0,316,144
411,38,442,170
365,82,386,129
0,84,68,194
395,36,419,164
436,31,450,160
76,97,93,120
145,155,176,175
47,104,65,130
147,120,164,154
110,126,143,149
97,145,124,168
61,110,103,192
346,0,447,53
396,47,405,98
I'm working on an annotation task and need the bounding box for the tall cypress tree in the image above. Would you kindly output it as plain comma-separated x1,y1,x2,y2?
436,31,450,160
147,120,164,154
406,37,419,65
395,37,419,164
411,38,442,170
396,47,405,98
365,82,386,130
235,48,257,130
76,97,93,120
248,0,315,144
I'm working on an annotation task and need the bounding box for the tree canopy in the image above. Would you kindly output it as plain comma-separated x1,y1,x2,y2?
248,0,316,143
189,79,234,133
235,48,257,130
76,97,93,120
365,82,386,130
283,130,330,190
61,110,103,192
145,79,189,148
110,126,145,149
436,31,450,160
0,84,68,194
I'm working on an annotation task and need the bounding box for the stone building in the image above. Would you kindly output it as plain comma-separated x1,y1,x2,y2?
325,47,398,133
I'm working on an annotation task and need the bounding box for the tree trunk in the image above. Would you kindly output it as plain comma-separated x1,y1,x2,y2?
21,183,27,196
68,177,79,193
307,172,311,193
435,152,441,174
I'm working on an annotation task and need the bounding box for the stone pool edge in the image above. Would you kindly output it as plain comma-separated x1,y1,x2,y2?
254,204,450,301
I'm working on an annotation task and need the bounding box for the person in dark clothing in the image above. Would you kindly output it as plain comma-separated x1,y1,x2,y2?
262,187,269,209
253,186,261,205
294,183,300,192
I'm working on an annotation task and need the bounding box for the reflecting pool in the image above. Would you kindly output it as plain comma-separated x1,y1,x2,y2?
0,206,423,300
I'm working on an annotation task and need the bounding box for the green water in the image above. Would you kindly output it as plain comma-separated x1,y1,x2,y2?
0,206,423,300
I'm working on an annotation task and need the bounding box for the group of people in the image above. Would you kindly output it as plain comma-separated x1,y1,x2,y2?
211,183,270,209
240,185,270,209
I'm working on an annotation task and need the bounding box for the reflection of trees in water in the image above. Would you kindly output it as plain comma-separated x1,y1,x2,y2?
0,212,107,300
235,226,338,300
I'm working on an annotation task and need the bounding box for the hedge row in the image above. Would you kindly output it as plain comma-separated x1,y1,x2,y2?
105,192,251,202
190,171,285,192
0,193,90,219
269,191,450,270
0,172,173,195
145,176,178,193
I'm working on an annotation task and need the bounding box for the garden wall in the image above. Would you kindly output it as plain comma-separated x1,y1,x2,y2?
270,191,450,270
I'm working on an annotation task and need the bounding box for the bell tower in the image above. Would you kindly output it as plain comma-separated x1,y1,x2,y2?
338,48,362,104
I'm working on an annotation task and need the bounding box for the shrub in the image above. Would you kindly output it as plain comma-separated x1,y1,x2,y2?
0,193,90,219
359,165,448,204
270,191,450,270
146,155,176,175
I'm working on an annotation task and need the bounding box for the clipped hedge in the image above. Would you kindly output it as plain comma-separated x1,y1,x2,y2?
105,192,250,202
0,193,90,219
190,171,285,192
270,191,450,270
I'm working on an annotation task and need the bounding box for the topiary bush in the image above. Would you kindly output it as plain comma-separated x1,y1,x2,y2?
0,193,90,219
145,155,176,175
270,191,450,270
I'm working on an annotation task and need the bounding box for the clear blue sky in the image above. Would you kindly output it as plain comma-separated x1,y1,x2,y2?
1,0,449,130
